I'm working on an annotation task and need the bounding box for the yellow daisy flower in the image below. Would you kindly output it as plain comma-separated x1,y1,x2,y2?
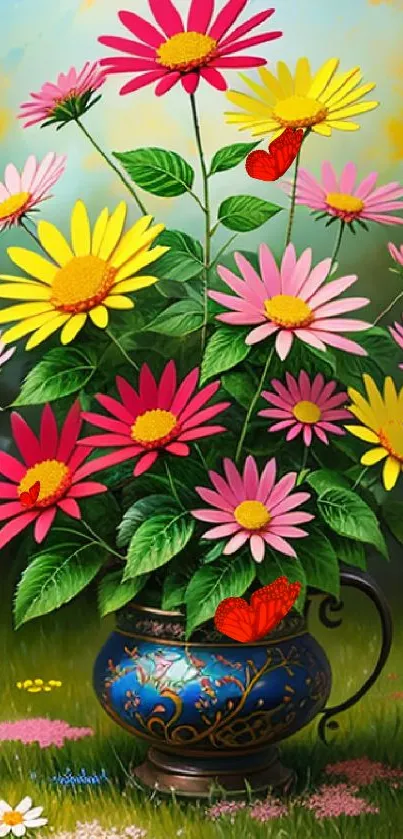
225,57,379,138
0,200,168,350
345,375,403,491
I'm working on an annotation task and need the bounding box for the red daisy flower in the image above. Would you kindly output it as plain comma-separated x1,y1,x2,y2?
79,360,230,477
0,402,107,549
99,0,282,96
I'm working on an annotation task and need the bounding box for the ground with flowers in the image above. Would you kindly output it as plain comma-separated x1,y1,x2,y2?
0,558,402,839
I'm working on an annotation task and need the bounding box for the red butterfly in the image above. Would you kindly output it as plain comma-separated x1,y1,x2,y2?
20,481,40,508
245,127,304,182
214,577,301,643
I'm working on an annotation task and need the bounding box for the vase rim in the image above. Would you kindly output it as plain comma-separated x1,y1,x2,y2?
125,602,184,618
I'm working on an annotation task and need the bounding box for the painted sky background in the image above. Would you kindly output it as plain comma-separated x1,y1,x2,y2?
1,0,403,414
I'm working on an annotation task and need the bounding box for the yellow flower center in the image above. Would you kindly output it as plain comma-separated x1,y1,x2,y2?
156,32,217,71
326,192,364,215
293,400,321,424
264,295,314,328
18,459,71,507
0,191,30,221
273,95,328,128
379,420,403,462
50,255,116,313
234,500,270,531
131,409,178,448
2,812,24,826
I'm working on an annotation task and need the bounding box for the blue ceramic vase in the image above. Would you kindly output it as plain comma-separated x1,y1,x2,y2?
93,569,392,797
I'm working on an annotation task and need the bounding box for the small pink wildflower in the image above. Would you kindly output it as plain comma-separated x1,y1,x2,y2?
304,783,379,819
39,823,146,839
249,799,288,821
0,718,93,748
205,801,246,821
325,756,403,787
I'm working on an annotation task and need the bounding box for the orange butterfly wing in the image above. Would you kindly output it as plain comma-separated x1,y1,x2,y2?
214,597,256,643
20,480,40,508
250,577,302,640
246,128,304,182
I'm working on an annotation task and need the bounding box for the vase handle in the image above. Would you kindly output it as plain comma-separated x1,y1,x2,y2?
311,567,393,744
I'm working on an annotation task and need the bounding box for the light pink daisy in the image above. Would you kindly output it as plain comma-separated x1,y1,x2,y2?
288,162,403,227
79,360,230,477
388,241,403,267
0,153,66,230
259,371,351,446
389,319,403,369
191,455,314,562
0,331,16,369
210,244,371,360
0,402,107,549
99,0,282,97
18,62,106,128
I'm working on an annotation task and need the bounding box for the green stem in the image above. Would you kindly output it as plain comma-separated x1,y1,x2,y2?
374,290,403,327
75,117,148,215
106,328,139,371
235,347,274,465
195,443,209,473
53,524,123,561
352,466,368,492
20,219,42,250
165,461,185,511
190,94,211,356
285,147,301,247
211,234,239,269
330,220,345,275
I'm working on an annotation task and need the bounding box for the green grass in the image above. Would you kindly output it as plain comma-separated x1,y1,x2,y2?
0,583,402,838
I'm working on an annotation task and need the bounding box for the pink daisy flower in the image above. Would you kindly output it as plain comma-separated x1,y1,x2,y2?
288,162,403,227
18,62,106,128
0,402,107,549
99,0,282,97
0,153,66,230
388,241,403,267
259,371,351,446
210,243,371,360
79,360,230,478
191,455,314,562
389,319,403,368
0,331,16,369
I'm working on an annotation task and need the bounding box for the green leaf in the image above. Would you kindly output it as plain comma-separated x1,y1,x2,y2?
222,371,257,410
200,540,226,564
209,142,259,175
14,543,105,627
161,566,192,611
257,554,307,613
13,347,96,406
200,326,250,383
382,499,403,544
78,493,121,541
124,513,195,580
295,527,340,598
317,487,388,558
153,229,203,282
185,554,256,636
117,495,179,547
217,195,282,232
144,300,203,336
306,469,351,496
113,148,194,197
331,535,367,570
98,570,148,617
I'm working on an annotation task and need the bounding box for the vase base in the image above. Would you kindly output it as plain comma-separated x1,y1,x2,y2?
133,746,296,799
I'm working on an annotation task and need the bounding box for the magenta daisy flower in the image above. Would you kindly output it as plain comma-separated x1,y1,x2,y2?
389,242,403,268
0,402,107,549
18,62,106,128
259,371,351,446
210,244,371,360
389,320,403,369
191,456,314,562
79,361,230,477
0,331,16,369
99,0,282,97
289,162,403,227
0,153,66,230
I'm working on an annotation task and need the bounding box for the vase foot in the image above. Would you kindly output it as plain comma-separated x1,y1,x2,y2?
133,746,296,799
